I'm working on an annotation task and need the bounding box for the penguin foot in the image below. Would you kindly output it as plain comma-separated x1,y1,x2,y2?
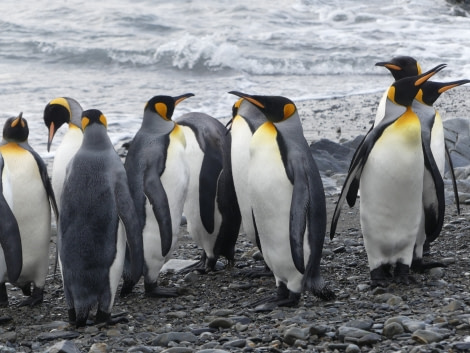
411,258,446,273
120,280,137,298
18,287,43,307
20,283,32,297
370,265,393,288
254,291,301,312
94,310,111,325
0,283,8,307
312,285,336,301
393,262,411,285
179,258,208,275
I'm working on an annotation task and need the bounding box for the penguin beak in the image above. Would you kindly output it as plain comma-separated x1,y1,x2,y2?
415,64,447,86
173,93,195,106
375,62,402,71
47,121,56,152
228,91,265,109
437,79,470,94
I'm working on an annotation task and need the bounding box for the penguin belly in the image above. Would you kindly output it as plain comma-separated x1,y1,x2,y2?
0,165,13,283
107,219,126,311
248,123,307,293
231,116,256,243
430,112,445,176
51,126,83,209
360,119,424,271
180,126,222,259
143,130,189,282
1,146,51,288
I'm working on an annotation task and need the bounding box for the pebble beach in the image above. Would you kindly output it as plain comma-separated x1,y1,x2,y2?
1,87,470,353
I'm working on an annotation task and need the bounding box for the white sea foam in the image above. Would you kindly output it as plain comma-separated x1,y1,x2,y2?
0,0,469,157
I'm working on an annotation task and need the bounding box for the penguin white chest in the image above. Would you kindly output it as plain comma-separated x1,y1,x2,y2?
0,145,51,285
231,116,256,241
360,112,424,268
52,126,83,209
248,123,296,279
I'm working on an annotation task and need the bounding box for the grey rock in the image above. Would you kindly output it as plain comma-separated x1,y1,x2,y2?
222,339,246,348
453,342,470,350
210,309,233,317
0,332,16,343
411,329,444,344
37,331,80,342
345,343,361,353
345,318,374,331
195,350,231,353
208,318,233,329
44,340,81,353
337,326,371,341
442,300,465,312
0,346,15,353
356,333,382,346
88,343,107,353
383,322,404,338
152,332,198,347
161,348,194,353
402,320,426,333
283,327,309,345
127,346,155,353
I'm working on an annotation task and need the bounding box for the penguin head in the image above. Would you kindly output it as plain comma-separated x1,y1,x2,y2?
228,91,297,123
43,97,73,151
376,56,421,81
388,63,446,106
144,93,194,121
81,109,108,131
416,79,470,106
3,112,29,143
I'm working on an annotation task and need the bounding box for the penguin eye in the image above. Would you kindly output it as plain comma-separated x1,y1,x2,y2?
283,103,296,120
155,102,168,119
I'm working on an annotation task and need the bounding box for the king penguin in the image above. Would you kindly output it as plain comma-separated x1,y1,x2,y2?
59,109,143,327
411,78,470,271
228,97,273,276
0,112,58,306
0,154,22,307
176,112,241,272
330,64,447,288
228,91,335,311
43,97,83,210
120,94,192,298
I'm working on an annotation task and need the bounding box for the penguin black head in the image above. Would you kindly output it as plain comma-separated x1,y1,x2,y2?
43,97,72,152
3,112,29,143
228,91,297,123
376,56,421,81
144,93,194,121
417,79,470,106
81,109,108,131
389,63,446,107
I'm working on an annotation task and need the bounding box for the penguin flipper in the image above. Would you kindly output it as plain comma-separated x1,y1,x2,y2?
445,142,460,215
289,166,309,274
198,140,223,234
116,177,144,283
28,147,59,220
143,162,173,257
421,128,445,243
0,158,22,282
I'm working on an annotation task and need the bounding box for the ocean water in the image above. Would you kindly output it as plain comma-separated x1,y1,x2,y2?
0,0,469,161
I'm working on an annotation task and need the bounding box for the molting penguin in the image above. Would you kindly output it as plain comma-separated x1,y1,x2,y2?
0,154,22,307
59,109,143,328
43,97,83,210
228,92,335,311
330,64,447,288
120,94,192,298
176,112,241,272
411,79,470,271
0,112,58,306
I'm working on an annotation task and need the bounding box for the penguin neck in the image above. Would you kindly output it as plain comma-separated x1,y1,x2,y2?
142,111,175,135
82,125,113,150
